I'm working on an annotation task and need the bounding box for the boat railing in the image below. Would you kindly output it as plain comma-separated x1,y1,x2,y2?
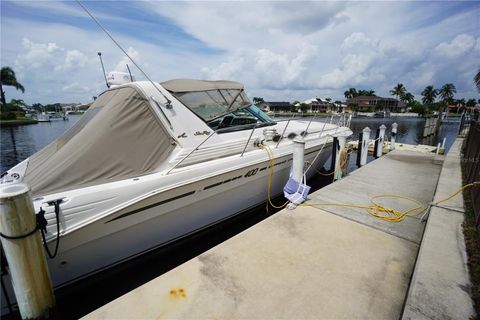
167,113,352,173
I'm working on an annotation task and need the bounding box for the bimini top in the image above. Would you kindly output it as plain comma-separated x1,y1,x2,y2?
161,79,244,93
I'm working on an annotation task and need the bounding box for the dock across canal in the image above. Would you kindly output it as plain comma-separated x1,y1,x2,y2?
84,139,474,319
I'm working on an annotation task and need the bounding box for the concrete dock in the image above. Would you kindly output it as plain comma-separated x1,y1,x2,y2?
84,140,474,319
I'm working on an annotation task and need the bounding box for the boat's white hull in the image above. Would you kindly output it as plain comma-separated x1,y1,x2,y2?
1,142,332,314
46,143,332,287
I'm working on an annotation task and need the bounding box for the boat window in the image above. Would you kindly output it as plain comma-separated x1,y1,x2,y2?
208,105,275,132
173,89,251,122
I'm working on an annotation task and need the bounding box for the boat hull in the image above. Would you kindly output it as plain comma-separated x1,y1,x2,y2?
47,144,332,287
1,143,332,314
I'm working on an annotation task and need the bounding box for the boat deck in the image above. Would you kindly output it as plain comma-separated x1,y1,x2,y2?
83,141,473,319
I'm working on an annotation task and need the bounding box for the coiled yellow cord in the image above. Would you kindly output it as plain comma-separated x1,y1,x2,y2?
259,144,478,222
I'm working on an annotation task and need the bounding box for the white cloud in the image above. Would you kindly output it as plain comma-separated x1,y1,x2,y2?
113,47,141,73
435,34,477,58
64,50,89,69
15,38,64,70
2,1,479,104
62,82,90,93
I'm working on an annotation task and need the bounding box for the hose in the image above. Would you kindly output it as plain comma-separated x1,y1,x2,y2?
259,144,479,222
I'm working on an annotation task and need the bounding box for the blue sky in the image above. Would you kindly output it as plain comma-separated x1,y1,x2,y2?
1,1,479,104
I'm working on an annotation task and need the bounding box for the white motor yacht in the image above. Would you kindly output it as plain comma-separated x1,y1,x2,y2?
1,78,351,312
36,112,51,122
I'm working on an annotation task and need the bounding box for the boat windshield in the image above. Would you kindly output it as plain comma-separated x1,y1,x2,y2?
207,105,274,131
172,89,250,121
172,88,274,130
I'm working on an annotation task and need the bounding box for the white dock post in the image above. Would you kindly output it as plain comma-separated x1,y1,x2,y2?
375,125,386,158
390,122,398,151
423,117,430,138
288,137,306,210
0,184,55,319
360,127,371,167
441,137,446,149
334,135,347,181
436,142,441,155
430,117,436,136
292,136,305,183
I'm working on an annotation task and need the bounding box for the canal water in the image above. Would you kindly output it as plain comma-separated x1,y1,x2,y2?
0,115,459,173
0,115,460,319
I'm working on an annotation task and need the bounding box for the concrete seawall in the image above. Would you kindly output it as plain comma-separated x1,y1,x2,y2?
402,138,475,319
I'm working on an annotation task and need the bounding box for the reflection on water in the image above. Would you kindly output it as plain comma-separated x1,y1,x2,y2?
0,115,460,173
0,115,82,172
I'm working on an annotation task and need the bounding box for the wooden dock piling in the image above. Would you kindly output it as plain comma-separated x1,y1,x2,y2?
0,184,55,319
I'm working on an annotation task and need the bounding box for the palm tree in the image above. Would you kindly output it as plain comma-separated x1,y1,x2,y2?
390,83,406,101
421,85,437,105
403,92,415,105
438,83,456,104
1,67,25,112
344,88,357,100
390,83,406,100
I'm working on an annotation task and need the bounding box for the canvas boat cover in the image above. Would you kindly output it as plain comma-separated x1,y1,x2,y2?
161,79,244,93
23,86,174,196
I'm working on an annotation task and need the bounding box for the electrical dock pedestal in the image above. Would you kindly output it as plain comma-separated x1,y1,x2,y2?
84,140,474,319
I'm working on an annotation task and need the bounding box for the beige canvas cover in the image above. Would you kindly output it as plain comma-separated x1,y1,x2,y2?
161,79,244,93
23,86,174,196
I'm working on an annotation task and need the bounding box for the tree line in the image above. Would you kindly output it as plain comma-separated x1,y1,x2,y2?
0,66,86,120
2,65,480,120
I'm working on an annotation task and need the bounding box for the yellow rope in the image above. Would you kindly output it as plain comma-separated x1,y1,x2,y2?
258,144,289,214
434,183,478,205
258,144,479,222
301,193,426,223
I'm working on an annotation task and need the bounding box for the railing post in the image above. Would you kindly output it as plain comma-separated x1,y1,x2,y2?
356,132,363,168
0,184,55,319
292,136,305,183
330,137,338,172
374,124,386,158
390,122,398,151
359,127,371,167
275,120,290,148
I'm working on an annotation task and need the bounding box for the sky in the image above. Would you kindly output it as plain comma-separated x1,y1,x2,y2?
1,1,479,105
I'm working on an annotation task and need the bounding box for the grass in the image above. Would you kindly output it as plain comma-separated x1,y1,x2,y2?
461,162,480,316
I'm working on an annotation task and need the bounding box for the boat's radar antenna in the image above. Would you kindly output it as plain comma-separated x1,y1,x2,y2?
97,52,110,88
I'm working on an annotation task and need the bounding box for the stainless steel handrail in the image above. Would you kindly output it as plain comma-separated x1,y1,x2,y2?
240,124,258,157
275,119,291,149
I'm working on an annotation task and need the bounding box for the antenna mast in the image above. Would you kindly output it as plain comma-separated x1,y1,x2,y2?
97,52,109,88
126,64,134,82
